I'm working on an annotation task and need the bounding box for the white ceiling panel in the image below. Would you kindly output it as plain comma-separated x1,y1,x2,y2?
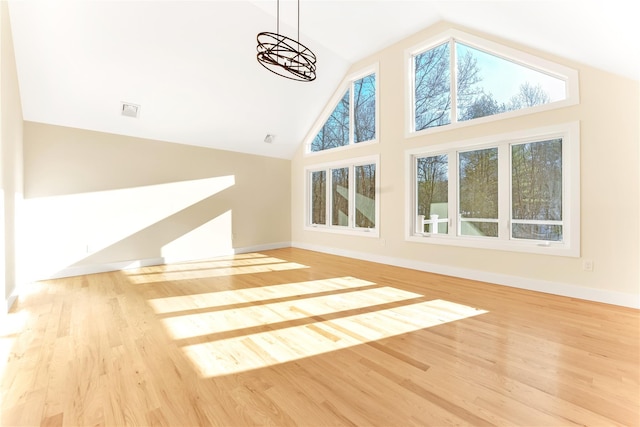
8,0,638,159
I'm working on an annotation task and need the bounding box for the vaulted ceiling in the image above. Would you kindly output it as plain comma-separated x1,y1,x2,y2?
8,1,639,159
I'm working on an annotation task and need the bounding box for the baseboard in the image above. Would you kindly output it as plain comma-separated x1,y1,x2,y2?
292,241,640,309
43,242,292,280
162,241,292,265
26,240,636,309
47,257,167,279
236,241,292,254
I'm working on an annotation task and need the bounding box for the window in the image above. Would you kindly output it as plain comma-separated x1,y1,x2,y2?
354,164,377,228
416,154,449,234
459,147,499,237
308,65,378,153
406,122,579,256
306,156,379,236
310,171,326,225
511,139,563,242
331,167,349,226
407,30,579,135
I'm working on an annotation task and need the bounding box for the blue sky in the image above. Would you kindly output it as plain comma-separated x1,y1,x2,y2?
458,43,566,104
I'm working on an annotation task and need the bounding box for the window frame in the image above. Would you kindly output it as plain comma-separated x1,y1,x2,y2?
305,155,380,237
305,63,380,155
404,29,580,138
404,122,580,257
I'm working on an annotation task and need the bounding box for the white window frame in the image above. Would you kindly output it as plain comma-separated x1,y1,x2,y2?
404,122,580,257
305,63,380,155
404,29,580,138
305,155,380,237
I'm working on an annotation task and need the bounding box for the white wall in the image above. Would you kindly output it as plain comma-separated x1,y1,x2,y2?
1,2,24,313
291,21,640,308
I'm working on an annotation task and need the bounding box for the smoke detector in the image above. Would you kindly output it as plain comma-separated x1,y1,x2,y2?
121,102,140,118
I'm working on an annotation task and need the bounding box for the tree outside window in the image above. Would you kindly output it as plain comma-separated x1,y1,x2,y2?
311,71,377,152
413,40,566,132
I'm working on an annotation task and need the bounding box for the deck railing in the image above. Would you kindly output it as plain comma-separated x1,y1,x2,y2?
416,214,448,234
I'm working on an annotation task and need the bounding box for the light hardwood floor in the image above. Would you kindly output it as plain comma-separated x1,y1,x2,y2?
1,248,638,426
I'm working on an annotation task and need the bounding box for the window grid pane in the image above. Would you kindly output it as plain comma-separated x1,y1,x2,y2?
354,74,376,143
416,154,448,234
511,138,563,241
311,171,326,225
414,42,451,131
331,167,349,226
456,43,566,123
459,147,499,237
355,164,376,228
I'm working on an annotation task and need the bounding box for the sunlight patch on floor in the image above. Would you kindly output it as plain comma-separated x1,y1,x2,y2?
181,299,488,377
147,276,376,314
137,252,272,274
160,284,422,340
128,256,308,284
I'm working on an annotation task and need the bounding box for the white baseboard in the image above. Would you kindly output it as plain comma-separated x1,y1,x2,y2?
292,241,640,309
42,242,292,280
235,241,292,254
162,242,292,265
47,257,167,279
19,240,637,309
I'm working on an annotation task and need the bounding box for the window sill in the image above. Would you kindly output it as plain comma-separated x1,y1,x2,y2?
304,138,379,157
305,225,380,238
405,233,579,257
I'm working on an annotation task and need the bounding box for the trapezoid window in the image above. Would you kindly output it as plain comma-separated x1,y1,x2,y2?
408,30,578,135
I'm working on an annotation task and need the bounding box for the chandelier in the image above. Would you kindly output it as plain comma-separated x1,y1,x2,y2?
256,0,317,82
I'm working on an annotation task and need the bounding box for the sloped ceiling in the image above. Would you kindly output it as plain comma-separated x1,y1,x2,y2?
8,0,639,159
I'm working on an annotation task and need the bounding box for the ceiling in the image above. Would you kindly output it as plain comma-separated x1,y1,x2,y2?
8,0,639,160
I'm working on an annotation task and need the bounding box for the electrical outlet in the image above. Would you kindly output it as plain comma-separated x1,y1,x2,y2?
582,260,594,272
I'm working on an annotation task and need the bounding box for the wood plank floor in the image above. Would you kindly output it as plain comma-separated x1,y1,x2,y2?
1,248,638,426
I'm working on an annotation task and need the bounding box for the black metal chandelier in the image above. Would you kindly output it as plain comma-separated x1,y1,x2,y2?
256,0,316,82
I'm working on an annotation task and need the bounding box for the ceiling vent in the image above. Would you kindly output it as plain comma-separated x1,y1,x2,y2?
121,102,140,118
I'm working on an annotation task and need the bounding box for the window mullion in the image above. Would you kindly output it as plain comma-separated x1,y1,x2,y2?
326,168,332,228
410,55,417,133
498,144,511,240
349,82,355,146
349,165,355,228
414,156,421,235
449,150,458,236
412,155,420,235
450,40,458,125
309,170,315,226
561,135,570,244
304,171,313,225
